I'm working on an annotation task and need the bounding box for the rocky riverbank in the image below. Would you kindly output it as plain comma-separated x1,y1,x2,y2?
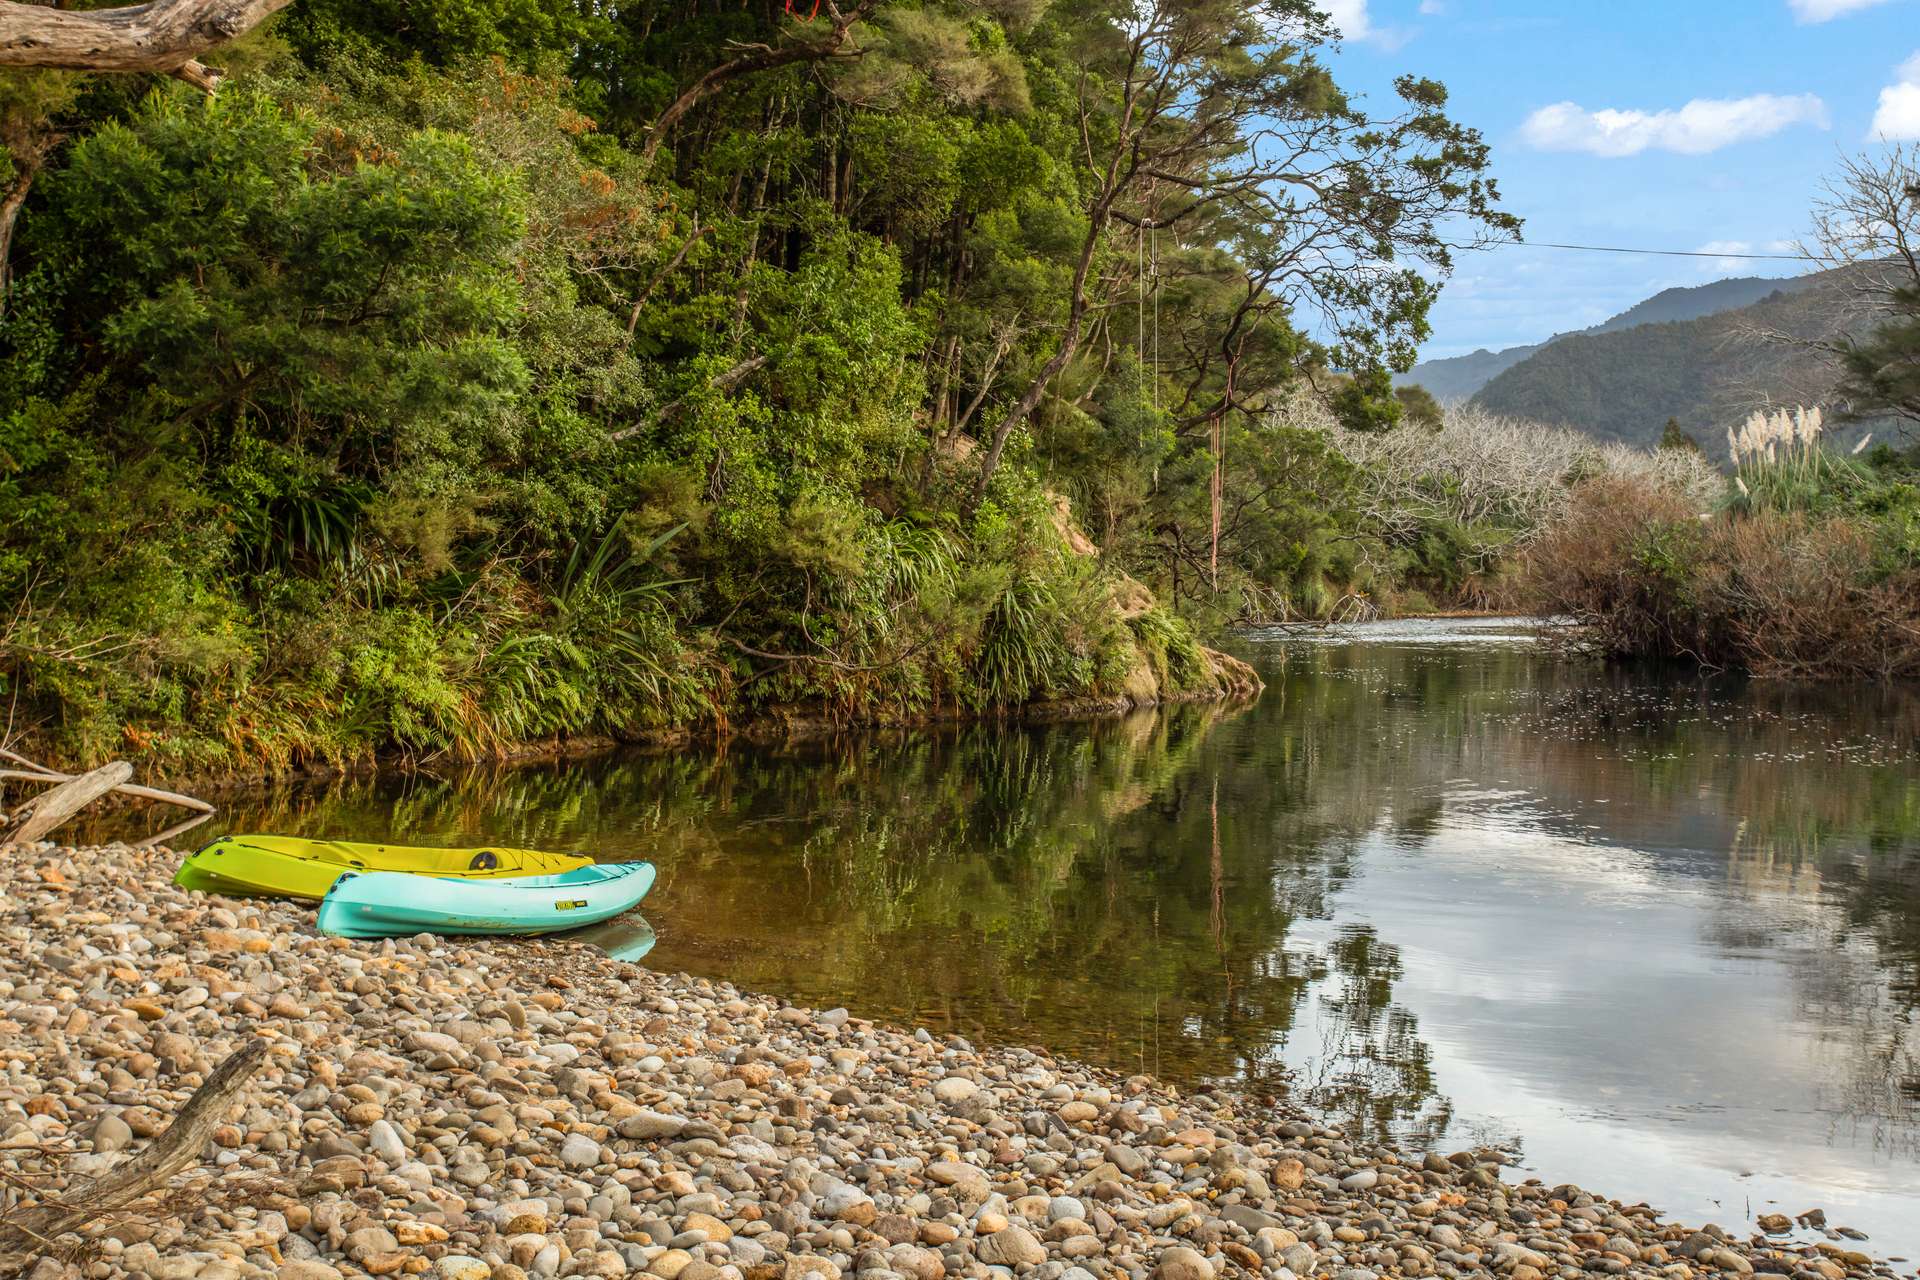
0,844,1901,1280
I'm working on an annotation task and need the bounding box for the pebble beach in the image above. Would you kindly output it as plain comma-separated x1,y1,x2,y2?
0,844,1903,1280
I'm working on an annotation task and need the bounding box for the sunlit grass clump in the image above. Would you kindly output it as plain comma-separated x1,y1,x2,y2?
1725,405,1871,515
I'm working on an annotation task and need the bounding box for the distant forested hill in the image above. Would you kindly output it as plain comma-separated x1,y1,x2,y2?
1469,268,1872,451
1398,344,1542,402
1599,274,1818,331
1401,273,1818,403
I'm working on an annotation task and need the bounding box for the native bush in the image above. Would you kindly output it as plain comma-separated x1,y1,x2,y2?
1129,606,1208,693
0,0,1538,769
1529,471,1920,681
0,75,685,770
965,556,1132,709
1525,474,1714,659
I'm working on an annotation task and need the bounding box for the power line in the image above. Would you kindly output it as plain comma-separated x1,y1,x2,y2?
1513,239,1838,263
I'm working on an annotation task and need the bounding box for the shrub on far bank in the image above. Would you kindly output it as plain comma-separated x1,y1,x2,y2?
1523,474,1710,660
1528,469,1920,682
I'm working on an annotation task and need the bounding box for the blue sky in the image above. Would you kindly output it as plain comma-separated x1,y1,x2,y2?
1316,0,1920,359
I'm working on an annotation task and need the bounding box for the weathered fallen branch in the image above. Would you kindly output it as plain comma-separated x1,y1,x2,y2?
4,762,133,845
0,1038,268,1268
0,768,214,814
0,751,215,846
136,809,215,851
611,353,768,442
626,221,708,339
0,0,292,91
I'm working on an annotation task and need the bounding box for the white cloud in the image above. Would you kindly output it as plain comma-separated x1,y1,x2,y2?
1787,0,1893,21
1870,52,1920,140
1316,0,1414,49
1319,0,1371,39
1418,0,1447,13
1694,240,1759,271
1518,94,1830,157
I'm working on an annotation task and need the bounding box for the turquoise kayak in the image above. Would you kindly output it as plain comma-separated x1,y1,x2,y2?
316,862,657,938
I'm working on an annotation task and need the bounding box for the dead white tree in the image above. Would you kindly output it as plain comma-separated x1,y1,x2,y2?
1804,146,1920,309
1733,146,1920,431
1294,397,1726,562
1309,402,1592,554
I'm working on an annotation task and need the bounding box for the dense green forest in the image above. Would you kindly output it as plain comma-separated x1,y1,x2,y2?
0,0,1531,772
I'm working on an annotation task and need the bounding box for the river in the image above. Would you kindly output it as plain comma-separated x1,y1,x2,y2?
203,618,1920,1258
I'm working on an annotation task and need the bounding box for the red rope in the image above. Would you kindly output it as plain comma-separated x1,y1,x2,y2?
785,0,821,20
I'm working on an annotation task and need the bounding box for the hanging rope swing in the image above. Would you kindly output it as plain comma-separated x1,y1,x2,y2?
1210,407,1222,593
1139,215,1217,592
785,0,822,21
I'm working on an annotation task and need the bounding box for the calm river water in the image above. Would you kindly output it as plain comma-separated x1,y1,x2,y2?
209,619,1920,1257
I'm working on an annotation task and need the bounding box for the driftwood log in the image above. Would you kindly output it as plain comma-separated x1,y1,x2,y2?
0,752,214,847
0,0,292,91
0,1038,269,1270
0,752,216,809
0,763,215,814
136,809,215,851
4,762,133,845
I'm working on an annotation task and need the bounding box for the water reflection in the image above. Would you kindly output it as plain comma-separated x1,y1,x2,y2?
573,915,659,963
191,620,1920,1253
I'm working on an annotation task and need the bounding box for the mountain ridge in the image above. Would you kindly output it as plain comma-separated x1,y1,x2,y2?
1402,272,1818,403
1466,265,1878,452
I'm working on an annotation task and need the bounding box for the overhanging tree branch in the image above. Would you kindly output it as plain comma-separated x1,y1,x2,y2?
642,1,877,162
611,353,769,442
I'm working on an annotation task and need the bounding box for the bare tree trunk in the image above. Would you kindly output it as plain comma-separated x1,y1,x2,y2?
928,334,959,432
951,333,1012,438
972,305,1089,505
0,161,35,309
972,44,1151,504
0,125,56,311
626,222,707,340
0,0,292,86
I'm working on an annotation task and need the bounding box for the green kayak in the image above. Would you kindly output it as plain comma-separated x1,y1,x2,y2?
174,834,593,901
316,861,657,938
